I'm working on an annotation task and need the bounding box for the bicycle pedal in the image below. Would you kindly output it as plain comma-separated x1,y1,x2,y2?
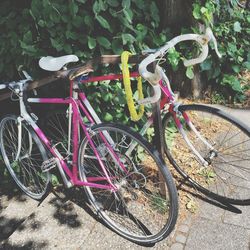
41,158,58,172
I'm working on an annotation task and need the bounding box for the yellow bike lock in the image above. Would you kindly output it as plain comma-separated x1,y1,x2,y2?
121,51,144,121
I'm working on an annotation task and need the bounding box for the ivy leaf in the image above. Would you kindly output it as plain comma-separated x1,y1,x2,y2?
243,61,250,70
200,7,207,14
64,44,72,54
232,65,240,73
95,15,111,31
69,2,79,16
123,9,132,24
167,48,180,71
193,3,201,19
72,16,83,28
186,66,194,79
23,31,33,43
200,58,212,71
20,41,36,54
122,33,135,45
93,1,100,14
112,39,122,54
122,0,131,9
104,112,113,122
150,2,160,24
107,0,119,7
233,21,242,32
222,75,242,92
88,36,96,49
38,19,45,27
84,15,93,27
50,38,63,51
97,36,111,49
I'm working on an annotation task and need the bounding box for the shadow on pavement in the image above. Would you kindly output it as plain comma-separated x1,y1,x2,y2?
0,171,48,249
52,186,156,248
176,176,242,214
1,240,48,250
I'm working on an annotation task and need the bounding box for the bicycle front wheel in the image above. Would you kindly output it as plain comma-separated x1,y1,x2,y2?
78,123,178,244
163,104,250,204
0,115,50,200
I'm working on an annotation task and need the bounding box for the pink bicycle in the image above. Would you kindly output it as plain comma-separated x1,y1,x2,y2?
0,67,178,244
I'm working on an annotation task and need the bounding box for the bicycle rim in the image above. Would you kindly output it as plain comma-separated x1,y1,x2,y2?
163,104,250,204
78,123,178,244
0,115,50,200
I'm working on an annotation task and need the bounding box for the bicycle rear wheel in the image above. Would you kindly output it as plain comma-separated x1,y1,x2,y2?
0,115,50,200
78,123,178,244
163,104,250,204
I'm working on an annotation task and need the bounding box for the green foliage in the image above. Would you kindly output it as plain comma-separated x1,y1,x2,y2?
167,48,181,71
210,91,226,104
193,0,250,101
0,0,169,125
192,1,215,26
186,66,194,79
0,0,167,80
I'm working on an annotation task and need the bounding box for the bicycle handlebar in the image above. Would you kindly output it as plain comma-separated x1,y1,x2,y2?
0,81,17,90
139,28,222,86
137,84,162,105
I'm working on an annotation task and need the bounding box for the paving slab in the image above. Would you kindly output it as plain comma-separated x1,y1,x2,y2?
5,193,98,249
185,217,249,250
5,191,176,249
198,198,226,222
223,204,250,229
0,194,38,241
81,220,171,250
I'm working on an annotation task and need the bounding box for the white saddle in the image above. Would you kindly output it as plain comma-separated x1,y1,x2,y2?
39,55,79,71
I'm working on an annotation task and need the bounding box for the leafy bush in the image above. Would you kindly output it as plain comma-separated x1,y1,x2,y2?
193,0,250,102
0,0,172,124
0,0,249,114
0,0,167,80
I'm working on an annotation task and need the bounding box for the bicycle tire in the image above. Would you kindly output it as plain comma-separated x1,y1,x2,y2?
0,115,50,200
78,123,178,244
163,104,250,205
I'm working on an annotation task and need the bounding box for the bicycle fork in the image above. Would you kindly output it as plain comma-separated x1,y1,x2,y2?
15,118,33,161
172,106,216,167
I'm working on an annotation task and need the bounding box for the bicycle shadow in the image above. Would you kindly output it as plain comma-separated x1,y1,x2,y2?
52,186,156,247
176,176,242,214
0,170,49,249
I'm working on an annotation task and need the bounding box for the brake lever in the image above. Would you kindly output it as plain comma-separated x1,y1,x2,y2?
22,71,33,81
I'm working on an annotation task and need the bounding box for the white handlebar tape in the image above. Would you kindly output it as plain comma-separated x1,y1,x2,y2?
139,28,222,80
183,44,209,67
137,85,161,105
0,84,7,90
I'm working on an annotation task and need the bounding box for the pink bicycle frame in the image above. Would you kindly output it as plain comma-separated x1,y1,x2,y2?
28,74,135,190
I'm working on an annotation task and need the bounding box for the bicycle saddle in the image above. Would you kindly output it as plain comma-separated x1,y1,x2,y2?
39,55,79,71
